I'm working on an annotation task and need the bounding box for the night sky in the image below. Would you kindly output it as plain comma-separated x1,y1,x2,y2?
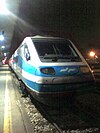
10,0,100,57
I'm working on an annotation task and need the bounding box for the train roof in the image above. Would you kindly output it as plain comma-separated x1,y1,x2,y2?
32,35,63,39
25,35,66,41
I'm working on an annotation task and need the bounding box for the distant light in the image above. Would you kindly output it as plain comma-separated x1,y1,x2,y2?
89,51,95,57
0,0,10,15
4,53,7,56
1,45,5,49
95,55,98,59
0,35,4,41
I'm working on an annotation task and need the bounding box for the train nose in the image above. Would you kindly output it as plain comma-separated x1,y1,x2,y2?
52,77,65,84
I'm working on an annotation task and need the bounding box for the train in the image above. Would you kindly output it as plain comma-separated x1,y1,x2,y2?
9,35,95,104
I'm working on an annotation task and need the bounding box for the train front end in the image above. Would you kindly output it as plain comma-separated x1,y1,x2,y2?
30,36,95,102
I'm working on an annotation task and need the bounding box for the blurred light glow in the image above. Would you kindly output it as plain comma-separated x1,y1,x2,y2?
0,0,10,15
95,55,98,59
89,51,95,57
4,53,7,56
0,35,4,41
1,45,5,48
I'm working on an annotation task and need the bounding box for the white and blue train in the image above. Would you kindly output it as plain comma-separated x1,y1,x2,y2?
9,35,95,103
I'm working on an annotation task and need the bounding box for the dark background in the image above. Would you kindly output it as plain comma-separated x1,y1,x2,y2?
10,0,100,58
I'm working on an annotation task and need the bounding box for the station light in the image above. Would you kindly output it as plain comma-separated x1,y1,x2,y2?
0,35,4,41
95,55,98,59
4,52,7,56
89,51,95,57
1,45,5,49
0,0,10,15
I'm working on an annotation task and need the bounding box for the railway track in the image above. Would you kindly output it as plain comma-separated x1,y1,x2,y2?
12,73,100,133
32,99,63,133
29,94,100,133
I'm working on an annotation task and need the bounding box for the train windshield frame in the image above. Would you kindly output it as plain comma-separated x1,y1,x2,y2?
33,39,82,62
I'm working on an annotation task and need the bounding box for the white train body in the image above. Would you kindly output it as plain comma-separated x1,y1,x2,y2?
9,35,95,101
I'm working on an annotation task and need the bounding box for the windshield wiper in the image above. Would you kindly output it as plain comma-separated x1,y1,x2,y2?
40,54,81,62
57,55,81,62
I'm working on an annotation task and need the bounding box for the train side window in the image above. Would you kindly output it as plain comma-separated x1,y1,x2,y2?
24,45,30,61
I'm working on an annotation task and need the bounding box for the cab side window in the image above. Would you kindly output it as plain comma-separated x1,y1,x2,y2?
24,44,30,61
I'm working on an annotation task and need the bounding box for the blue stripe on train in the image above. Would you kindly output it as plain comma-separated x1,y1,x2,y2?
20,75,68,93
22,77,69,93
22,77,94,93
17,56,37,74
17,55,81,77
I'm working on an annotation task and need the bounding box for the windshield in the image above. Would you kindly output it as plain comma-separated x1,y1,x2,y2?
33,39,81,62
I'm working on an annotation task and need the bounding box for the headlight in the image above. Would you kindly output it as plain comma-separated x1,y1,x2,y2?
80,66,90,73
40,67,55,75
